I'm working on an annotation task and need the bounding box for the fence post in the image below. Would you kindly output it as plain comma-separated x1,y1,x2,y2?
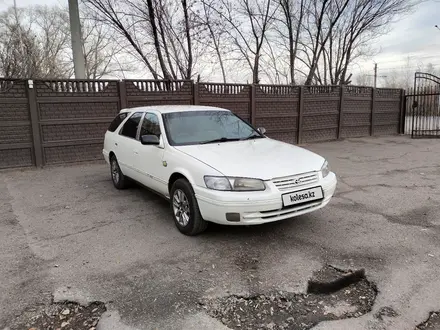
119,80,127,110
193,82,199,105
371,88,376,136
251,84,256,126
297,86,304,144
337,86,345,139
399,89,405,134
26,80,43,167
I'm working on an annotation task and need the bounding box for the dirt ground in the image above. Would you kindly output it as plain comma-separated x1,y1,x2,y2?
1,136,440,330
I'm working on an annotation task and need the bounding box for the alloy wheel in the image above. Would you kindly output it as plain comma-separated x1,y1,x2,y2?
111,159,120,184
173,189,190,227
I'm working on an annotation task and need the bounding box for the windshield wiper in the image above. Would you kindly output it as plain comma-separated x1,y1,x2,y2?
241,134,264,141
200,137,241,144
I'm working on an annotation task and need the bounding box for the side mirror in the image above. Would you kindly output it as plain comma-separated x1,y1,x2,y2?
140,134,160,145
257,127,266,135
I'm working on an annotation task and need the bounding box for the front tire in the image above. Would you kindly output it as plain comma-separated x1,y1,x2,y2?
110,156,128,189
170,179,208,236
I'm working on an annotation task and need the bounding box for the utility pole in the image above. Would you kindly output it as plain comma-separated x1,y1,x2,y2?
374,63,377,88
68,0,86,79
367,63,387,88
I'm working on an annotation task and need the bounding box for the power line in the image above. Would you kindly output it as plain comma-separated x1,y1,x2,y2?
365,63,387,88
355,54,440,66
350,63,440,74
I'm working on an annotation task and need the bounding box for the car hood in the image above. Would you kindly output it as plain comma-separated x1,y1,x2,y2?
175,138,325,180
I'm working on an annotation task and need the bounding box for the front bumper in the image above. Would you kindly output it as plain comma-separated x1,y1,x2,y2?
194,172,337,225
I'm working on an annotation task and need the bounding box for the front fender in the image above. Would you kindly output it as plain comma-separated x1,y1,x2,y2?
165,147,223,188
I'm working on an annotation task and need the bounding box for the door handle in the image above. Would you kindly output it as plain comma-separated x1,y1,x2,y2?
134,150,139,155
115,142,118,146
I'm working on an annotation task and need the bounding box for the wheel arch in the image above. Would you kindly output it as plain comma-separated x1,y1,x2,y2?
168,172,189,194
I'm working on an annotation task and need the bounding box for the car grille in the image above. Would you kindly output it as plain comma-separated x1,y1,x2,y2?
272,172,319,191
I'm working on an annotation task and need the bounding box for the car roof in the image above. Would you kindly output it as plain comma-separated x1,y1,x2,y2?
119,105,231,114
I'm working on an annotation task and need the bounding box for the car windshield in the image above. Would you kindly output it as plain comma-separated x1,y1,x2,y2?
162,110,263,146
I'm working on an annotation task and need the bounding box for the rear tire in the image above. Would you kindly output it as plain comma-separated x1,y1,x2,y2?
110,156,128,189
170,178,208,236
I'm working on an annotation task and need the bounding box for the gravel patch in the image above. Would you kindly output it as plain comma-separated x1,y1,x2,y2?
202,266,377,330
7,301,106,330
416,312,440,330
374,306,398,320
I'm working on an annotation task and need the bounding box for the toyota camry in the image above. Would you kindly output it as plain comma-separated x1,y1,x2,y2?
102,105,337,235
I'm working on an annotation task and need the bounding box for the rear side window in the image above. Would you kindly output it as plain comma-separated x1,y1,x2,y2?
108,113,128,132
120,112,143,139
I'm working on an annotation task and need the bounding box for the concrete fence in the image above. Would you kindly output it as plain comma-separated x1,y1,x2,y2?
0,79,404,169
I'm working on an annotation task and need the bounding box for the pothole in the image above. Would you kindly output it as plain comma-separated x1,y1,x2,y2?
374,306,398,320
201,265,377,330
8,300,106,330
416,311,440,330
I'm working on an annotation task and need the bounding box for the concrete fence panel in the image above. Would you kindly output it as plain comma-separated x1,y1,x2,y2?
197,83,252,122
125,80,193,108
0,79,34,169
0,78,404,169
254,85,299,144
301,86,340,143
341,86,373,138
374,88,402,135
35,80,120,165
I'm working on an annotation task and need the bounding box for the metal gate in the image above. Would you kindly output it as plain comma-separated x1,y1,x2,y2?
405,72,440,138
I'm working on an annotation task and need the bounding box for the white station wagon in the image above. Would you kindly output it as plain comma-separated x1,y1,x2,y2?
103,105,337,235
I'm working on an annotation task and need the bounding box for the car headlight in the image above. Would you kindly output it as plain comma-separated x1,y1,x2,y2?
204,176,265,191
321,160,330,178
204,176,232,191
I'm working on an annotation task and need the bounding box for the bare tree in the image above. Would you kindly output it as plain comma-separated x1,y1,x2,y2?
83,0,161,80
0,6,69,78
182,0,193,79
276,0,307,84
0,4,130,79
321,0,421,85
205,0,278,84
425,63,440,77
0,0,426,84
153,0,201,79
382,69,401,88
355,70,373,86
33,6,71,78
84,0,199,81
300,0,350,85
145,0,173,80
396,56,418,90
79,19,128,79
0,22,41,78
66,6,135,80
192,0,228,83
378,57,423,89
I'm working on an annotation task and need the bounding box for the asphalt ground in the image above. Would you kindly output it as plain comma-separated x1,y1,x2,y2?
1,136,440,330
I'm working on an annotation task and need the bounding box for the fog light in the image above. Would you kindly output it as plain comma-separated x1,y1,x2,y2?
226,213,241,222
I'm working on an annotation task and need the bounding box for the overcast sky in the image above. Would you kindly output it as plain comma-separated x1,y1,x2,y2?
1,0,439,83
354,0,440,79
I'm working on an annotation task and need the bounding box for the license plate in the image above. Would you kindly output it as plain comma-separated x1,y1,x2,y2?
282,187,323,207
